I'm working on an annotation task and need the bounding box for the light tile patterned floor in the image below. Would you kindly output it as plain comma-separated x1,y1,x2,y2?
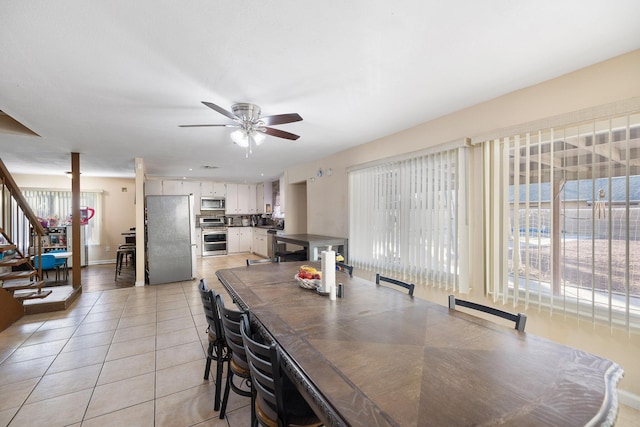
0,255,255,427
1,254,639,426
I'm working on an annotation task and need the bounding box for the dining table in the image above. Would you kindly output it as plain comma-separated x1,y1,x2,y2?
216,262,623,427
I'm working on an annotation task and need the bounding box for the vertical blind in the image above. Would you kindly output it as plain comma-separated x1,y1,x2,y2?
482,112,640,332
349,146,469,291
22,189,102,245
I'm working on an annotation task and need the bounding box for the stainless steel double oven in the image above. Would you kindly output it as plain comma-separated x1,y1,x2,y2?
200,216,227,256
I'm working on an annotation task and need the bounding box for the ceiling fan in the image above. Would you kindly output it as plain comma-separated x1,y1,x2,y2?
180,101,303,156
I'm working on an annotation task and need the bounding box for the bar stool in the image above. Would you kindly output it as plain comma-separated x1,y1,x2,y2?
118,243,135,266
115,246,135,280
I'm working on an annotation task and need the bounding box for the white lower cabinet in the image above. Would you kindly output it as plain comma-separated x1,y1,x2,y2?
228,228,252,254
252,228,268,257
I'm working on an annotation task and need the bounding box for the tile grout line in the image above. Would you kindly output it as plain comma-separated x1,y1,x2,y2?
5,290,104,426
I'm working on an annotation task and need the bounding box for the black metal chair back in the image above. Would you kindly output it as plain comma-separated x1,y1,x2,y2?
336,261,353,277
197,279,228,411
448,295,527,332
240,315,322,427
375,273,415,296
215,293,254,422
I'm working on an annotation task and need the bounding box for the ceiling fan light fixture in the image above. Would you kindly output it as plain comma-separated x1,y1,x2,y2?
230,129,249,147
183,100,302,157
253,131,265,146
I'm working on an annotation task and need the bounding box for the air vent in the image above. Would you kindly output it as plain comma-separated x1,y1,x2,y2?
202,165,219,170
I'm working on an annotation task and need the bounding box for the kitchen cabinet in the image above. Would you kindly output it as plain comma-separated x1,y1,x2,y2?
161,180,184,195
146,180,200,198
226,183,256,214
247,184,257,214
228,227,252,253
252,228,269,257
145,180,163,196
226,184,239,214
256,181,273,214
201,181,226,197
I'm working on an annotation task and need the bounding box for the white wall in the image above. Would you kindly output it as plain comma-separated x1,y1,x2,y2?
284,49,640,397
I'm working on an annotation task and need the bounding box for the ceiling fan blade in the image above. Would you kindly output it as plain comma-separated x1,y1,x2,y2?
261,127,300,140
179,124,236,128
260,113,303,126
202,101,238,121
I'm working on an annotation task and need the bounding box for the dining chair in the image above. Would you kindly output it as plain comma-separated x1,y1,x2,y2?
240,314,322,427
246,257,280,266
33,254,58,280
114,246,135,280
198,279,230,411
448,295,527,332
375,273,414,296
336,261,353,277
215,294,254,424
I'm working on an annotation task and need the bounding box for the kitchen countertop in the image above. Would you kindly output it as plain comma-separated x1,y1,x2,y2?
197,223,283,230
220,225,282,230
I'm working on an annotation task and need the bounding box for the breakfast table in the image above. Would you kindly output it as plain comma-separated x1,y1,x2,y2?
216,262,623,427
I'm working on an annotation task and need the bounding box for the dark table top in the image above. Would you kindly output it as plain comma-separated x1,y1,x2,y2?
216,262,623,427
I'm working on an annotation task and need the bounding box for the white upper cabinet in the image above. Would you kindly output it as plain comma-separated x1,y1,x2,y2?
201,181,226,197
161,180,184,195
226,183,256,214
213,182,226,197
226,183,239,214
145,180,163,196
237,184,250,214
247,184,257,214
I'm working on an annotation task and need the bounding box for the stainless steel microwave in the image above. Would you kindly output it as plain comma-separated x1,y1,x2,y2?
201,197,225,211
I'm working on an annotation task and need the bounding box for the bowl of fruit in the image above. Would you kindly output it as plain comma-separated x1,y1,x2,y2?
295,265,322,289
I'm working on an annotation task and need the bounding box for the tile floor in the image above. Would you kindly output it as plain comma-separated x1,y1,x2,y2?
0,255,257,427
2,254,639,426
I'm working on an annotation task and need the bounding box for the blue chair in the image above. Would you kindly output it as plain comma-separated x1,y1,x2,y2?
33,254,58,280
48,249,69,279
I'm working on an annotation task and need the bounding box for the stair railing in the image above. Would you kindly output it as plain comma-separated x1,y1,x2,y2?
0,158,45,278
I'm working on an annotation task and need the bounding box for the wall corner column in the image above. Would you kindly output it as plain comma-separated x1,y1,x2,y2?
135,158,145,286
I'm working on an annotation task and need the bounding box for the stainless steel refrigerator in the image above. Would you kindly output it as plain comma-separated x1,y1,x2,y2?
146,195,195,285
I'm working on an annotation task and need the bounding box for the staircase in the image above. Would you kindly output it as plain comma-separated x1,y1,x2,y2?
0,243,48,296
0,158,79,332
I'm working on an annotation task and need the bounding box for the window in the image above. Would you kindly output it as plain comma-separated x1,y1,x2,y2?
22,189,102,245
348,143,469,291
482,112,640,332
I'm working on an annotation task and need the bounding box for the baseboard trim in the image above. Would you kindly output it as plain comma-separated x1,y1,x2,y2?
88,260,116,265
619,389,640,410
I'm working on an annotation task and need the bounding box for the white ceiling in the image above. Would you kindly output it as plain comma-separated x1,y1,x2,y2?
1,1,639,182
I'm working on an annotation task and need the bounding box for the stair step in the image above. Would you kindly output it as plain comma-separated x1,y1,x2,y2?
14,289,53,301
0,257,29,267
0,270,38,281
2,279,45,292
0,244,17,253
